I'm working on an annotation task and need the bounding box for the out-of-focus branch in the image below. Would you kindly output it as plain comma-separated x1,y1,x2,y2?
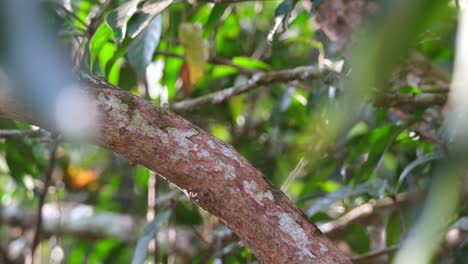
318,192,421,237
0,129,48,139
31,138,59,255
0,203,199,258
1,203,139,242
374,93,447,108
171,66,327,112
76,0,114,67
351,244,400,263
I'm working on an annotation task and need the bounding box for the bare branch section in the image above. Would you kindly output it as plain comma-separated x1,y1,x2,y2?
0,129,47,138
171,66,326,112
31,138,59,255
0,203,198,258
1,203,139,242
0,75,350,264
319,192,421,237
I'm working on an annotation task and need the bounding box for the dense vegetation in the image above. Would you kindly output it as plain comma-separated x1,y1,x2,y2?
0,0,466,263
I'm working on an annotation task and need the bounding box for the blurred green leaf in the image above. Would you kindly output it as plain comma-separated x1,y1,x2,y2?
127,0,173,39
5,138,36,183
132,211,171,264
232,56,271,71
106,0,142,44
203,4,228,38
399,86,423,94
90,23,113,72
175,202,203,225
128,15,162,77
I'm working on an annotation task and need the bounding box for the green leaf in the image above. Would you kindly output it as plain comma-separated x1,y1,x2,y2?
396,151,443,191
179,23,209,84
128,15,162,77
203,4,228,38
5,138,36,183
98,42,117,77
274,0,297,18
106,0,142,44
232,56,271,71
127,0,173,39
175,203,202,225
131,211,171,264
269,0,299,41
90,23,113,72
211,65,238,78
399,85,423,94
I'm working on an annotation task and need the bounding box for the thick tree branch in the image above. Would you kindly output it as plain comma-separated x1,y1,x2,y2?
171,66,327,112
0,75,350,263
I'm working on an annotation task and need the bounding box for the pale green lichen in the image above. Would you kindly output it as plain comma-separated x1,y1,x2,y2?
167,128,199,160
220,145,244,167
277,213,316,259
98,93,129,128
242,180,274,205
130,112,157,137
207,140,216,149
214,160,236,180
319,242,329,253
197,149,211,159
98,93,170,143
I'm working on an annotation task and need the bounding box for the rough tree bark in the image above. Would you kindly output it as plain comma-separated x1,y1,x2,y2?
0,74,350,263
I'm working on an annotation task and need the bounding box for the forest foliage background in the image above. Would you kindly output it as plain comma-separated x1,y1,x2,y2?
0,0,467,263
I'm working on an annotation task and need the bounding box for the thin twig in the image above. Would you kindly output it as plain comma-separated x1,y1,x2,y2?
31,137,60,256
171,66,327,111
351,244,399,263
318,192,420,236
77,0,114,68
0,129,47,139
52,3,88,28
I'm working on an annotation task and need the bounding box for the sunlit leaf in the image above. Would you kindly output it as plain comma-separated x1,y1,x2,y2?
106,0,142,44
178,23,209,84
399,85,423,94
204,4,228,38
89,23,113,72
127,0,173,39
232,56,271,71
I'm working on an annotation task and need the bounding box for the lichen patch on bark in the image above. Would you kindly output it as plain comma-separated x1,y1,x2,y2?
242,180,274,206
129,112,157,137
165,128,199,161
319,242,329,253
214,160,236,180
98,93,129,128
207,140,216,149
220,145,244,167
277,213,316,260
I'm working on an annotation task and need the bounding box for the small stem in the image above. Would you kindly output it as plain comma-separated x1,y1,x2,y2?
31,137,60,257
